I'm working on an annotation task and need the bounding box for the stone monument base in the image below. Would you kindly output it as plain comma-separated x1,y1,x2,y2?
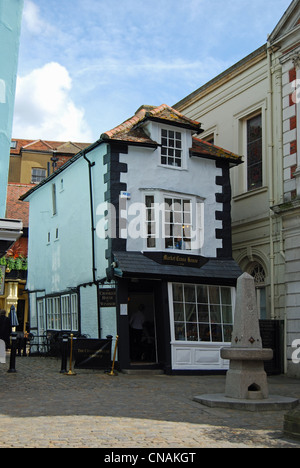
194,394,299,412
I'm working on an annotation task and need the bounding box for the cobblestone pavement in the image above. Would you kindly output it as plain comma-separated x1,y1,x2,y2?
0,355,300,448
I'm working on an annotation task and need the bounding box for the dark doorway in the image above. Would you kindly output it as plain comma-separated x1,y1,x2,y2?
16,300,25,332
128,292,157,365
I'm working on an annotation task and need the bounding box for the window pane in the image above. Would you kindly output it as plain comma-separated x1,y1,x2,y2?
147,237,156,248
175,323,186,341
210,305,221,323
211,324,223,342
184,285,196,303
71,294,78,331
223,325,233,343
209,286,220,304
222,305,233,324
165,237,173,249
174,303,185,322
185,304,197,322
197,285,208,304
173,284,183,302
186,323,198,341
145,196,154,208
199,324,210,341
198,304,209,323
221,287,232,305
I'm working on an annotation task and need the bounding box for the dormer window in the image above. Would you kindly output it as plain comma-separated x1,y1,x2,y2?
161,129,182,167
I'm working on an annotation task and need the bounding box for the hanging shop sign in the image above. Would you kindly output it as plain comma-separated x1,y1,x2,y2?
99,288,117,307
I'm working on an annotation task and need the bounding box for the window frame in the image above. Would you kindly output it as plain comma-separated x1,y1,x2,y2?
45,293,79,332
160,128,183,168
169,282,235,344
143,190,203,253
31,167,46,184
245,113,263,192
157,124,189,171
163,196,192,251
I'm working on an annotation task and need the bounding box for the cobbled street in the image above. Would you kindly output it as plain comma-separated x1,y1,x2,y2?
0,355,300,448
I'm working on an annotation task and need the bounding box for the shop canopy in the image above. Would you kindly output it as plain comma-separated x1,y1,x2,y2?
112,251,242,286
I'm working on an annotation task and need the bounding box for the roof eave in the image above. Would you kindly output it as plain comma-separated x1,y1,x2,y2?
190,150,243,167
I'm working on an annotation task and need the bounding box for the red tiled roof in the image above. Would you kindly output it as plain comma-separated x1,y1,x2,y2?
191,137,242,164
5,183,34,227
101,104,241,164
10,139,90,155
101,104,202,144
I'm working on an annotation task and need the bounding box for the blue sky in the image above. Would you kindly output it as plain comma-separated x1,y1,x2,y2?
12,0,292,142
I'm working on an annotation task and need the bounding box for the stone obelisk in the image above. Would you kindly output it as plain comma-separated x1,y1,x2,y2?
194,272,299,411
221,273,273,400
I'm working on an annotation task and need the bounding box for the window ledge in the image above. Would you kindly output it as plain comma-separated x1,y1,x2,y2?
233,186,268,202
158,164,188,172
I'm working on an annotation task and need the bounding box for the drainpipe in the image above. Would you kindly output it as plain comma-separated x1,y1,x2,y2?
83,152,97,284
267,38,275,320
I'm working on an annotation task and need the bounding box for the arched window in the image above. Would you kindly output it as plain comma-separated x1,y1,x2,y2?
248,262,267,319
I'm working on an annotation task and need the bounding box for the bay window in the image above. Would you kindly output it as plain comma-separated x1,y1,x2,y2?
164,198,192,250
144,191,202,252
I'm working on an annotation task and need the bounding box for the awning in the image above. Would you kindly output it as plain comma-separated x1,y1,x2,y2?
0,218,23,257
113,251,242,285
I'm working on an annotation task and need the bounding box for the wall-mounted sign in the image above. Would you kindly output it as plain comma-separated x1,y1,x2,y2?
99,289,117,308
0,266,5,296
120,304,128,316
120,191,131,199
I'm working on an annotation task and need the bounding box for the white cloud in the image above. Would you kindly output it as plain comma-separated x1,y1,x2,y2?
22,0,52,35
13,62,93,142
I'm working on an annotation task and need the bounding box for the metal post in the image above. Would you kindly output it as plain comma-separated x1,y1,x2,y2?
7,332,17,373
60,334,68,374
65,334,76,376
107,335,119,376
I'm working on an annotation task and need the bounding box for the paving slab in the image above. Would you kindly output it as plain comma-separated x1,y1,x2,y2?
1,356,300,448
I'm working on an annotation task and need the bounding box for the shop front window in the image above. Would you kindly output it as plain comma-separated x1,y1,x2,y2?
171,283,234,343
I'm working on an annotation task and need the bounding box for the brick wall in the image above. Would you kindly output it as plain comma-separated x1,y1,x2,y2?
282,62,297,201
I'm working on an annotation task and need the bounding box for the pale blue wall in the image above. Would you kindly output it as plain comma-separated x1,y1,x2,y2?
26,143,109,296
0,0,24,217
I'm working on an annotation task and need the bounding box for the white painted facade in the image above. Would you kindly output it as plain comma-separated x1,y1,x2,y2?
24,105,241,372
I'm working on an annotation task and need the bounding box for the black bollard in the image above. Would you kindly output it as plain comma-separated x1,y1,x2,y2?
23,334,28,357
7,332,17,373
60,334,68,374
